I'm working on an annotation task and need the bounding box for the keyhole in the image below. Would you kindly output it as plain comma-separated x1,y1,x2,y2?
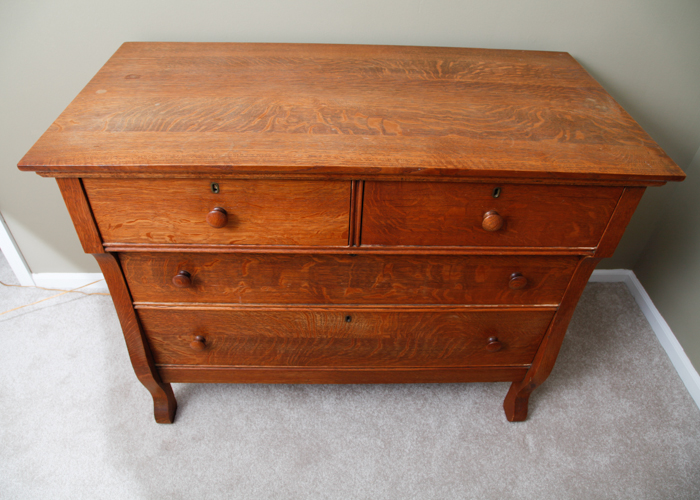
211,182,220,194
492,187,501,198
345,315,352,323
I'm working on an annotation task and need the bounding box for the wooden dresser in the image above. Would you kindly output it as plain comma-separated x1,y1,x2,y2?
18,43,685,423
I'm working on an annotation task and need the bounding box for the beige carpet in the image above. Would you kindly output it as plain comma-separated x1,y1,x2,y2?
1,250,699,499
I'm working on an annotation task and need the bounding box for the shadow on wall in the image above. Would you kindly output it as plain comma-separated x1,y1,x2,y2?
1,178,100,276
635,145,700,372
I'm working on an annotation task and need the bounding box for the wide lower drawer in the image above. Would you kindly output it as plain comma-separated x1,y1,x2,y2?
83,178,351,246
138,307,554,367
122,252,578,305
362,181,623,248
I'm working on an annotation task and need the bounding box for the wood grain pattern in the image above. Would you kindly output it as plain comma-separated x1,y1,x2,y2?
83,178,350,245
363,181,622,247
159,365,529,384
55,178,104,254
93,253,177,423
18,43,687,423
120,252,577,305
138,308,554,367
18,43,684,183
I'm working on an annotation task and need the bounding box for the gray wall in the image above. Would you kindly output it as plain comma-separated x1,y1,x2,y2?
635,147,700,372
1,0,699,375
2,0,699,273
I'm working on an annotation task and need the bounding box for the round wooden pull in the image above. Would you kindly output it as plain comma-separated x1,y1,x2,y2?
482,210,504,232
190,335,206,351
172,270,192,288
509,272,528,290
486,337,502,352
206,207,228,228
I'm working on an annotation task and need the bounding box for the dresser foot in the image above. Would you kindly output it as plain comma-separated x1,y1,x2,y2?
503,381,532,421
151,383,177,424
92,253,178,424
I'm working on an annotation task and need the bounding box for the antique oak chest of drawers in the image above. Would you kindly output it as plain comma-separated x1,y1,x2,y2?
19,43,685,423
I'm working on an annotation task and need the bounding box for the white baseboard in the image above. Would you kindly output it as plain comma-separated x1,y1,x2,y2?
0,212,108,293
590,269,700,411
0,212,35,286
0,214,108,292
32,272,108,292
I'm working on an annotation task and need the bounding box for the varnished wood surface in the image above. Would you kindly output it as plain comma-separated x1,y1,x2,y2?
40,172,672,187
363,182,622,247
18,43,684,183
138,308,554,367
135,303,555,312
349,180,364,246
83,178,350,245
55,178,104,254
158,365,529,384
595,187,646,258
105,243,596,256
120,252,577,305
17,42,687,422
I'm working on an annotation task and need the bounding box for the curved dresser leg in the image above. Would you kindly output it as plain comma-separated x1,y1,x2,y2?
94,253,177,423
503,381,533,422
503,257,600,422
152,383,178,424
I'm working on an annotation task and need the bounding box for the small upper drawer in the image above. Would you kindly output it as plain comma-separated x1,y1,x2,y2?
362,182,623,248
83,179,351,246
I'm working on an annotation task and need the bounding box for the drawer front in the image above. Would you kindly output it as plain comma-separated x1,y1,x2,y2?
83,178,351,246
362,182,623,248
121,252,578,305
139,308,554,367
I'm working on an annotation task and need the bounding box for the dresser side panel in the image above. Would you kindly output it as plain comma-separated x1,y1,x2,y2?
594,187,646,258
504,256,600,421
55,178,104,254
93,253,177,423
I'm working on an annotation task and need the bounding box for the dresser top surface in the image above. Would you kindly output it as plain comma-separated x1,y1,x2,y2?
19,42,684,183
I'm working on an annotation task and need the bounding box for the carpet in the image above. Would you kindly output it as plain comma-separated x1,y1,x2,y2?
1,250,699,499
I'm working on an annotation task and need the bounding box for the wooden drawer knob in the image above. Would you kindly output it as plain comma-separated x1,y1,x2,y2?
486,337,502,352
172,270,192,288
190,335,206,351
482,210,504,232
207,207,228,228
509,272,528,290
